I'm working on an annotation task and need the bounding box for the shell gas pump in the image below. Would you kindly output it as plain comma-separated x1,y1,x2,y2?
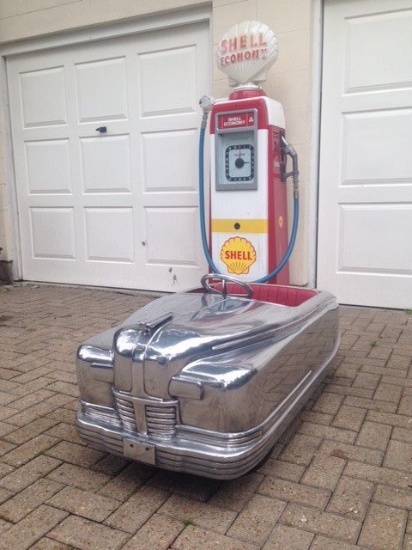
199,21,299,285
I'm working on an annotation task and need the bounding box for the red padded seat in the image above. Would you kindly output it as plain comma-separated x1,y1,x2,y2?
218,283,318,307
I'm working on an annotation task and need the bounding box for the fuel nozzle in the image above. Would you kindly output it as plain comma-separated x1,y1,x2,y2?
281,135,299,199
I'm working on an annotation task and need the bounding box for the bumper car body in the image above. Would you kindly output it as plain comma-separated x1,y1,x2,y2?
76,277,339,479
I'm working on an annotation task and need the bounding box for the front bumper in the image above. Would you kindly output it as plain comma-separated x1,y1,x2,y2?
77,407,280,479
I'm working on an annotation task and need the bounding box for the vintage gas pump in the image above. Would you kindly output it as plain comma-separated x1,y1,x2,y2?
199,21,299,284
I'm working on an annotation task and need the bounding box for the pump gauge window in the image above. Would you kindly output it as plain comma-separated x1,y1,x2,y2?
216,129,257,191
225,144,254,181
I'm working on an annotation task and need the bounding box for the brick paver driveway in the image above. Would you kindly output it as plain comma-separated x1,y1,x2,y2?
0,284,411,549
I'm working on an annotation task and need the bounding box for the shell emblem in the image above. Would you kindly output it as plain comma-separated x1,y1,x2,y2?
216,20,279,86
220,237,257,275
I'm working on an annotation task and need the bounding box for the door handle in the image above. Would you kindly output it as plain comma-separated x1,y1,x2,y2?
95,126,107,133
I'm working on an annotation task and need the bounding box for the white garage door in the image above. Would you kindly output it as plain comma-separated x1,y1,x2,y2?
318,0,412,308
7,21,210,292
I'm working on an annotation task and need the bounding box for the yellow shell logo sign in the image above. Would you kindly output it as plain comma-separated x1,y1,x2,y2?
220,237,257,275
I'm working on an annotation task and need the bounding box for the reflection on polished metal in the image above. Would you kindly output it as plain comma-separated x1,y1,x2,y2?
76,276,340,479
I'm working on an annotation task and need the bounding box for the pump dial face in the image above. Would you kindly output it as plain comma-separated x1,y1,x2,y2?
216,128,257,191
225,144,254,181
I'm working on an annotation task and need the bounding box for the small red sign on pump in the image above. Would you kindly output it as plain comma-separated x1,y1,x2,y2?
218,112,255,130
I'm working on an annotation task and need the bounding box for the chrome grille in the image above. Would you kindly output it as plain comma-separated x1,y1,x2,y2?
113,388,178,437
146,404,177,438
114,392,137,432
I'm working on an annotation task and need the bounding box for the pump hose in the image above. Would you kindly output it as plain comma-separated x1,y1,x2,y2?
198,108,299,283
255,197,299,283
199,118,220,273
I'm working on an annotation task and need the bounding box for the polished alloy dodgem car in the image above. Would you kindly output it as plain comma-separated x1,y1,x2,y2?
75,275,340,480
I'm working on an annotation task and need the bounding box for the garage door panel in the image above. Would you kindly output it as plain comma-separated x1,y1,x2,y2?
346,9,412,93
20,67,67,128
343,90,412,113
31,207,76,259
338,204,412,273
342,109,412,183
80,135,132,193
144,207,200,266
330,273,412,308
75,57,129,122
26,139,72,194
140,193,197,208
141,129,198,193
85,207,134,263
138,46,197,117
139,114,198,133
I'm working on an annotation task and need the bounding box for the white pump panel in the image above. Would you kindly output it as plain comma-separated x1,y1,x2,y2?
209,93,288,284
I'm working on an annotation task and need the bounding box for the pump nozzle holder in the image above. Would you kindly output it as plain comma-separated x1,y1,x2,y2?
199,95,214,130
199,95,215,112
